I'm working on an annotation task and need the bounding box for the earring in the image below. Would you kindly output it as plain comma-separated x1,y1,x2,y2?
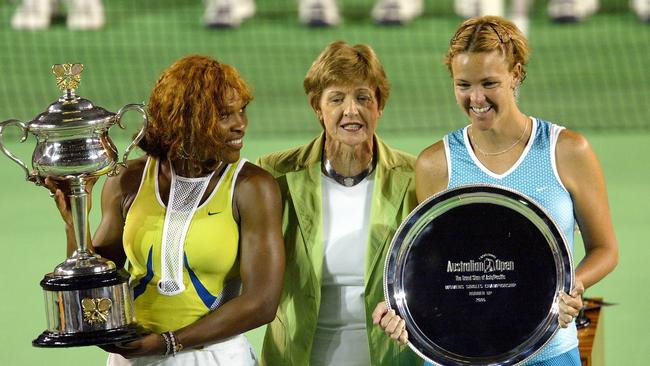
513,85,520,101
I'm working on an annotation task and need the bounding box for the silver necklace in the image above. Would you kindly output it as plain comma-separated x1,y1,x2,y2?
470,120,530,156
323,158,374,187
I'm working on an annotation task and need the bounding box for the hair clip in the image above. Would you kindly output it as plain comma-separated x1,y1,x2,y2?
487,23,506,44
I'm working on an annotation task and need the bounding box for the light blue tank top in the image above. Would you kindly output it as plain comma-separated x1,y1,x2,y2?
445,117,578,363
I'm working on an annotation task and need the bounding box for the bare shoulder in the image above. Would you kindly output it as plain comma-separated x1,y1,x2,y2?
102,156,148,200
237,161,277,183
556,129,601,192
233,162,281,223
416,140,447,177
235,161,280,196
556,129,592,162
415,140,448,201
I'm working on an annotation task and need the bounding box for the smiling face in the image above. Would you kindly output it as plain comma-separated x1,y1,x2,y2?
142,55,253,169
451,50,522,130
316,83,381,148
214,91,248,164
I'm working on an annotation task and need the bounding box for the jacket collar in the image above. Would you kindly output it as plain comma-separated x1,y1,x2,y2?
366,150,411,284
286,132,413,286
288,132,410,171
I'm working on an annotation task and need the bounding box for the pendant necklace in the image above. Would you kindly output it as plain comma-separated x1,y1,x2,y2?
323,158,374,187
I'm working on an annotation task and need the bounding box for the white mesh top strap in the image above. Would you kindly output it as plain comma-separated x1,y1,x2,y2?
157,162,215,296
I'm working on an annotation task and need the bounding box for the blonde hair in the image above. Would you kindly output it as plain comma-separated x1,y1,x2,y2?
304,41,390,111
444,16,530,83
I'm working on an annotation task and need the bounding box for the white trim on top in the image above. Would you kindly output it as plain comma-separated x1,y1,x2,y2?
443,134,452,189
463,116,537,179
550,123,570,194
197,162,231,210
230,159,249,204
125,156,152,218
154,158,164,208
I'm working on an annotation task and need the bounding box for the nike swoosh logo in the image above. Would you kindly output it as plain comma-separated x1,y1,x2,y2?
208,211,222,216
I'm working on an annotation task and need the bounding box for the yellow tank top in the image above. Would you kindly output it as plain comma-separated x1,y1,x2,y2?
123,157,245,333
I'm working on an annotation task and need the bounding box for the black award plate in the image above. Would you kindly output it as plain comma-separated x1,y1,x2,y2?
384,184,573,366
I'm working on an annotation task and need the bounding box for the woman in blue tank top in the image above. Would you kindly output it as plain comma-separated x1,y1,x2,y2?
373,15,618,366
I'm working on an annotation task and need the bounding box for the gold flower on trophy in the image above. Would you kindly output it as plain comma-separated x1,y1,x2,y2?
52,63,84,91
81,297,112,325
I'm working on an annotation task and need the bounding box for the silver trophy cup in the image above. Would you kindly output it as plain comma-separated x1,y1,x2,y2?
0,64,147,347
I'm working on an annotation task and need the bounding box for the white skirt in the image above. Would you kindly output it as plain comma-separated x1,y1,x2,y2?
106,334,258,366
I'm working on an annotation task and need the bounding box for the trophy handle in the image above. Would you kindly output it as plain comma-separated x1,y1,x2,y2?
0,119,40,184
110,103,148,176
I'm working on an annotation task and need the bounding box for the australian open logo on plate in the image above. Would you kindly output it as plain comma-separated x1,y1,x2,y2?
446,253,515,273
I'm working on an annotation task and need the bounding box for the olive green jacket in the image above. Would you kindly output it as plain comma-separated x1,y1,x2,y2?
257,133,422,366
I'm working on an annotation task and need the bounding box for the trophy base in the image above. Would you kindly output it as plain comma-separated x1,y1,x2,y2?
33,324,140,348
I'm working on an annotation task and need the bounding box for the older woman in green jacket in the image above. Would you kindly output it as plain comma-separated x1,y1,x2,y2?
257,41,422,366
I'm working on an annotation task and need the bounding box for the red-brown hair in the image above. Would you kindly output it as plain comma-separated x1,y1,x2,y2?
139,55,252,162
304,41,390,112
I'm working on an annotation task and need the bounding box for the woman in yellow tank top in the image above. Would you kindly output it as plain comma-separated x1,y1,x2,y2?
45,55,285,365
